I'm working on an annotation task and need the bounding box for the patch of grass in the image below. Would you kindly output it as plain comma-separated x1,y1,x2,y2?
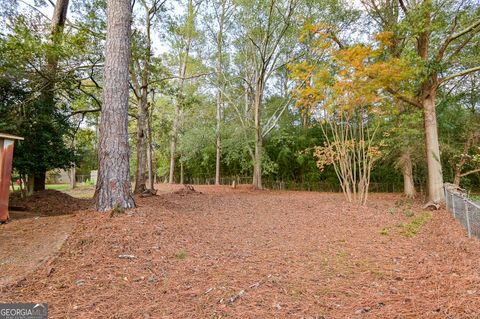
46,183,94,192
46,184,71,191
175,249,188,260
470,194,480,204
370,269,385,279
397,212,432,238
336,250,349,259
380,211,432,238
380,227,390,236
387,207,397,215
403,209,415,218
287,283,307,298
314,287,332,297
395,198,413,208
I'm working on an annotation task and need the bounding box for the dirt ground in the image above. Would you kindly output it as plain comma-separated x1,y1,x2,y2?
1,184,480,318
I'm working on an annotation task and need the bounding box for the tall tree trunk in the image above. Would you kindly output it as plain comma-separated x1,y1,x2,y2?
70,164,76,189
244,80,249,115
399,151,416,198
46,0,69,80
422,92,444,203
169,0,196,184
34,0,69,191
215,101,221,185
33,171,46,192
180,160,184,184
453,169,461,186
417,18,444,203
26,175,34,195
168,69,188,184
133,3,154,193
134,92,148,193
94,0,135,211
147,100,155,190
169,105,180,183
215,0,226,185
253,83,263,189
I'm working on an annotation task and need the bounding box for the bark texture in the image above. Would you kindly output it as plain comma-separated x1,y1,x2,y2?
399,151,416,198
134,91,148,193
51,0,69,32
252,81,263,189
422,92,443,203
147,100,155,190
70,165,76,189
215,0,227,185
169,102,181,183
94,0,136,211
132,2,158,193
416,18,444,203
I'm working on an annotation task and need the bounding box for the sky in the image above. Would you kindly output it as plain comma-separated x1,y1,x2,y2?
20,0,366,55
19,0,173,54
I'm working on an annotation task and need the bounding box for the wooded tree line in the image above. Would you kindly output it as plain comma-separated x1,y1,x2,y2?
0,0,478,209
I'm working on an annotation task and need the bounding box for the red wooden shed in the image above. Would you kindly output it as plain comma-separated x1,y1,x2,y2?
0,133,24,223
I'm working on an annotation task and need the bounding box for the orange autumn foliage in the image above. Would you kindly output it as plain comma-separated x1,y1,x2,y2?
289,25,414,117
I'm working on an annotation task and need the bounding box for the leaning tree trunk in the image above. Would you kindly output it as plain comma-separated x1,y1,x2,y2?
452,128,480,186
422,93,444,203
94,0,136,211
453,169,461,186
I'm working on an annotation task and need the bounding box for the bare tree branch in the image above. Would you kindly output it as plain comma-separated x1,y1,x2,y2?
148,72,214,86
262,94,294,138
461,168,480,177
385,86,422,108
69,108,101,116
398,0,408,15
436,18,480,61
439,66,480,85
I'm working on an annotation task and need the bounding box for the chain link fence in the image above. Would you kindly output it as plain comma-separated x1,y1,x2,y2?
444,183,480,238
180,175,401,193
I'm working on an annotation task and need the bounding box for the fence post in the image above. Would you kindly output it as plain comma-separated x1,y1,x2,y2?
452,192,456,218
465,199,471,238
444,186,448,210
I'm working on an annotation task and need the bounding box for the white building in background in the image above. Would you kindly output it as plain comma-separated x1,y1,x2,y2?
46,169,96,185
46,169,73,184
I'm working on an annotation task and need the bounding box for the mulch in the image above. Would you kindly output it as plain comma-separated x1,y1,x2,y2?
1,184,480,318
9,189,92,217
1,190,92,288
